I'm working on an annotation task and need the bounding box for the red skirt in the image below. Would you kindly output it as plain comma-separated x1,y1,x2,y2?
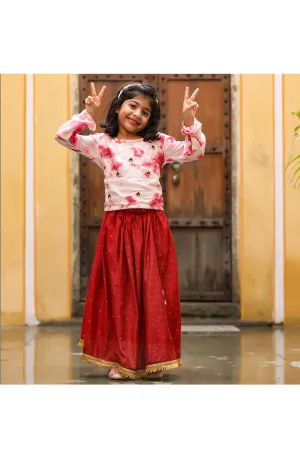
79,209,182,378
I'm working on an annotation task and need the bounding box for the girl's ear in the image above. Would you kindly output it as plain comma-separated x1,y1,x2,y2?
115,107,120,114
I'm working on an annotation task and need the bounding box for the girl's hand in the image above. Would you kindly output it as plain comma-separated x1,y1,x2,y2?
182,87,199,127
85,83,107,120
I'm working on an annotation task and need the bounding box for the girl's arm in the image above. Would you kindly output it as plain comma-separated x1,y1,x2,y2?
55,109,104,167
161,86,206,164
55,84,107,168
161,119,206,165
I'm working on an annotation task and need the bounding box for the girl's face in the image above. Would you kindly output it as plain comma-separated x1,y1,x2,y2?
116,95,152,137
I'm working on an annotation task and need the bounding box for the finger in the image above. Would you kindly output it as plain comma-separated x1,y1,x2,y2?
91,82,97,97
190,88,199,101
184,86,189,100
85,96,94,105
98,85,107,100
186,101,198,110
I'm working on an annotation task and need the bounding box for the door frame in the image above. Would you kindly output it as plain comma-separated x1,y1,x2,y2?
69,74,241,318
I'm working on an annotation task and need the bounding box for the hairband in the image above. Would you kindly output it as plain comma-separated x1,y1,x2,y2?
118,84,159,104
118,84,136,99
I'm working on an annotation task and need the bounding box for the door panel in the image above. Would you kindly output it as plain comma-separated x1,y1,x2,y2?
166,154,225,218
158,74,231,302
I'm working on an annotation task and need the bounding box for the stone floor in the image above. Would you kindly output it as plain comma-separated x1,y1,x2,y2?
1,325,300,384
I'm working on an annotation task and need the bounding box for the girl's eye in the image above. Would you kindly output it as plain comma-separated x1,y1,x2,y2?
129,104,136,108
143,111,150,117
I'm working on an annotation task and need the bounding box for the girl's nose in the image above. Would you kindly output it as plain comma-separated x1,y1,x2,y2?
133,109,142,118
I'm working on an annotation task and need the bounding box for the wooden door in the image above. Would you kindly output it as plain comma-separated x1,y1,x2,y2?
77,74,231,316
158,75,231,303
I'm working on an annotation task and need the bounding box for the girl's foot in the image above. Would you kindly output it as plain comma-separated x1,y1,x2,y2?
108,367,128,380
145,371,163,380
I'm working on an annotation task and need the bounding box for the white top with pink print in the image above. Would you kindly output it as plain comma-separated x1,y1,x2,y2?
55,109,206,211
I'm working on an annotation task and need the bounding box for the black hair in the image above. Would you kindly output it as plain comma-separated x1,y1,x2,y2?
101,83,161,141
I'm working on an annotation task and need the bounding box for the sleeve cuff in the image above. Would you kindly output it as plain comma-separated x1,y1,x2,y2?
181,118,202,136
79,109,97,132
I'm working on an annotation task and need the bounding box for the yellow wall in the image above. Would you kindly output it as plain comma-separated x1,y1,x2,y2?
283,74,300,323
1,75,26,326
1,74,71,326
34,75,71,321
240,75,275,321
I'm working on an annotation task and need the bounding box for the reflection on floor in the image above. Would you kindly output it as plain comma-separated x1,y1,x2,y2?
1,325,300,384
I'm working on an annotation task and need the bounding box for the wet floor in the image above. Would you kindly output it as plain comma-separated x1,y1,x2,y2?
1,325,300,384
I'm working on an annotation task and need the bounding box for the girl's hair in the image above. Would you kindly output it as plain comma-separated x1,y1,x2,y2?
101,83,161,141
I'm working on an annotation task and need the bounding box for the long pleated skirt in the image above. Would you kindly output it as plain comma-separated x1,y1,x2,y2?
79,209,182,378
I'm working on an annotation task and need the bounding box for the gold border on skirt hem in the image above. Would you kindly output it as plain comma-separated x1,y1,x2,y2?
81,352,182,379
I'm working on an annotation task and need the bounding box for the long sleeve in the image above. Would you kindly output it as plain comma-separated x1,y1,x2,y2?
161,118,206,165
55,109,104,168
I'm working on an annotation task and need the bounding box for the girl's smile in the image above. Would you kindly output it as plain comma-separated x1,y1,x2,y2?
116,95,152,139
127,117,140,126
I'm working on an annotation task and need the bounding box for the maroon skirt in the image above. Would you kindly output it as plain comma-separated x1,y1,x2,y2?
79,209,182,378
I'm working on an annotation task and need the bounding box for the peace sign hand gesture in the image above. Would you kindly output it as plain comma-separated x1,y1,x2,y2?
182,87,199,127
85,82,107,120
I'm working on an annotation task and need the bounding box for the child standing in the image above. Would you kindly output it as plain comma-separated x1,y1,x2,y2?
55,82,206,380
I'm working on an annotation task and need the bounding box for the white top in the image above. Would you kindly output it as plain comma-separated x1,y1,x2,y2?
55,110,206,211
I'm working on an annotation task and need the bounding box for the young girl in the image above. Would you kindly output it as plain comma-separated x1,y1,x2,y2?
55,82,206,380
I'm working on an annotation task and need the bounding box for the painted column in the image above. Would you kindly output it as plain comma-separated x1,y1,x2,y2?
34,75,71,321
240,75,275,321
274,74,284,324
25,74,39,325
1,75,26,326
283,74,300,323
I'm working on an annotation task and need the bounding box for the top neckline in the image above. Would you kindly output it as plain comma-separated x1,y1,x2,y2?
114,137,144,143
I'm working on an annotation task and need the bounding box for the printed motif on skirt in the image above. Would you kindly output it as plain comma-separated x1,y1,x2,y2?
79,209,182,378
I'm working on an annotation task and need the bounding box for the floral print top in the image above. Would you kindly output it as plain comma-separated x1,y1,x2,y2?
55,110,206,211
